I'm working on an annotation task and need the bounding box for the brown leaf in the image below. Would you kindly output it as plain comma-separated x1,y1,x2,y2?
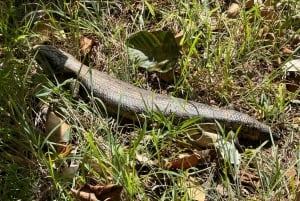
291,35,300,46
167,153,199,169
87,184,123,201
71,184,122,201
175,30,184,45
80,36,94,55
238,169,260,191
239,170,259,183
58,144,73,158
216,184,228,197
258,25,270,38
70,188,98,201
166,150,217,169
194,149,218,164
45,111,71,145
32,21,66,43
245,0,263,9
136,153,157,166
186,181,205,201
227,3,240,18
192,130,220,148
285,168,297,179
282,47,293,55
296,185,300,201
285,168,299,189
260,7,278,21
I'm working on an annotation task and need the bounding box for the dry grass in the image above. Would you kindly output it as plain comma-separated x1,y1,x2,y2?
0,0,299,200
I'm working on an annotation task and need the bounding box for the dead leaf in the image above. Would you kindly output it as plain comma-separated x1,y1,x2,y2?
71,184,122,201
283,59,300,72
239,169,259,184
70,188,98,201
45,111,71,144
264,0,275,7
296,185,300,201
182,126,220,148
166,150,217,169
245,0,263,9
167,153,199,169
58,144,73,158
60,159,80,176
285,168,299,190
186,182,205,201
285,168,297,180
175,29,184,45
87,184,122,200
293,117,300,124
282,59,300,92
193,149,218,164
258,25,270,38
214,139,241,165
291,35,300,46
32,21,66,43
193,130,220,148
136,152,157,166
282,47,293,55
216,184,228,197
227,3,240,18
260,7,278,21
80,36,94,55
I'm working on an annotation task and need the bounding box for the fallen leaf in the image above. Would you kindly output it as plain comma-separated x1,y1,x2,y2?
192,130,220,148
32,21,66,43
71,184,122,201
45,111,71,144
80,36,94,55
87,184,122,200
238,169,260,188
245,0,263,9
264,0,275,6
282,47,293,55
193,149,218,164
285,168,299,190
216,184,228,197
227,3,240,18
283,59,300,72
70,188,98,201
136,152,157,166
291,35,300,46
166,150,217,169
285,168,297,180
61,160,80,176
282,59,300,92
58,144,73,158
296,185,300,201
175,29,184,45
260,7,278,21
214,139,241,165
293,117,300,124
186,182,205,201
167,153,199,169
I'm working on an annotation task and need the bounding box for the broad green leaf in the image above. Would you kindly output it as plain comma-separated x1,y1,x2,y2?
126,30,180,73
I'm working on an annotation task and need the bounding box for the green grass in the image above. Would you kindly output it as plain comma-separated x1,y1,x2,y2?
0,0,299,200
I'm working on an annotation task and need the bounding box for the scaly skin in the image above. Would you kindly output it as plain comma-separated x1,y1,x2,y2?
33,45,276,141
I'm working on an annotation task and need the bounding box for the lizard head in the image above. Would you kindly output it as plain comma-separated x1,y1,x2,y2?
33,45,68,72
